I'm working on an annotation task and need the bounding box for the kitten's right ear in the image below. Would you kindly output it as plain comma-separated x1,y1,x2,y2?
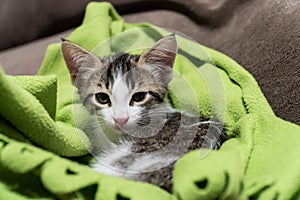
138,34,177,85
61,40,101,84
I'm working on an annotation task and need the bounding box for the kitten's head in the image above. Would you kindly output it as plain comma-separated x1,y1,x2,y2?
61,35,177,132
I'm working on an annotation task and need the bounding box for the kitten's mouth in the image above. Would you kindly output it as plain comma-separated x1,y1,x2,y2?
113,125,123,132
113,124,139,136
113,124,129,133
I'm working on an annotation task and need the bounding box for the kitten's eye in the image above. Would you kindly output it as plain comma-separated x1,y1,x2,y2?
95,93,110,104
131,92,147,103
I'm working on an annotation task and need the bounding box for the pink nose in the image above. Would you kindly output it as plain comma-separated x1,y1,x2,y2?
113,117,129,126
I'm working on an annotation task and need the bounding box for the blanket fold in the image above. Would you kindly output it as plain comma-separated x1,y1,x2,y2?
0,2,299,200
0,68,89,156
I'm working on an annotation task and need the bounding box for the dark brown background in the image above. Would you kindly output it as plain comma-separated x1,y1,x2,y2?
0,0,299,125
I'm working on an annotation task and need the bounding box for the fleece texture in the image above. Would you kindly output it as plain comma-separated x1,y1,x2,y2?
0,2,299,200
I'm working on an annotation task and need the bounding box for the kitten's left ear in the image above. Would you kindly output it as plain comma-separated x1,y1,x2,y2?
61,40,101,85
138,34,177,84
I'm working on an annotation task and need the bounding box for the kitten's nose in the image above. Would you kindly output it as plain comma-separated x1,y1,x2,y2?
113,117,129,127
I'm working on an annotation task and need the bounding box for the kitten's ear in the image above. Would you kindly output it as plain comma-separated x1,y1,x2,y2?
138,34,177,84
61,40,101,84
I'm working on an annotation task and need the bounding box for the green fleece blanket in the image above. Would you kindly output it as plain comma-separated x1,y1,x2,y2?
1,2,300,200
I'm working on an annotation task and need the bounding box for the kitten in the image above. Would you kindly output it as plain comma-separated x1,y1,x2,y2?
61,35,226,192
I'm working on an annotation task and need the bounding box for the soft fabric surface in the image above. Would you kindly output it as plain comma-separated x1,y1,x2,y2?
0,2,299,199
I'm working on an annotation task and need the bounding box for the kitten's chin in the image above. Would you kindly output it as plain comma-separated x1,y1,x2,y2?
114,125,133,133
111,124,140,136
99,124,127,143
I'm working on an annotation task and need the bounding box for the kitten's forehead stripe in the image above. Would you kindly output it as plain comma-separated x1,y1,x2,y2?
102,53,139,90
125,70,135,90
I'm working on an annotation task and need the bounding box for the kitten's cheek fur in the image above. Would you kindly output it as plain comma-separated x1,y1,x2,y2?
98,108,115,126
